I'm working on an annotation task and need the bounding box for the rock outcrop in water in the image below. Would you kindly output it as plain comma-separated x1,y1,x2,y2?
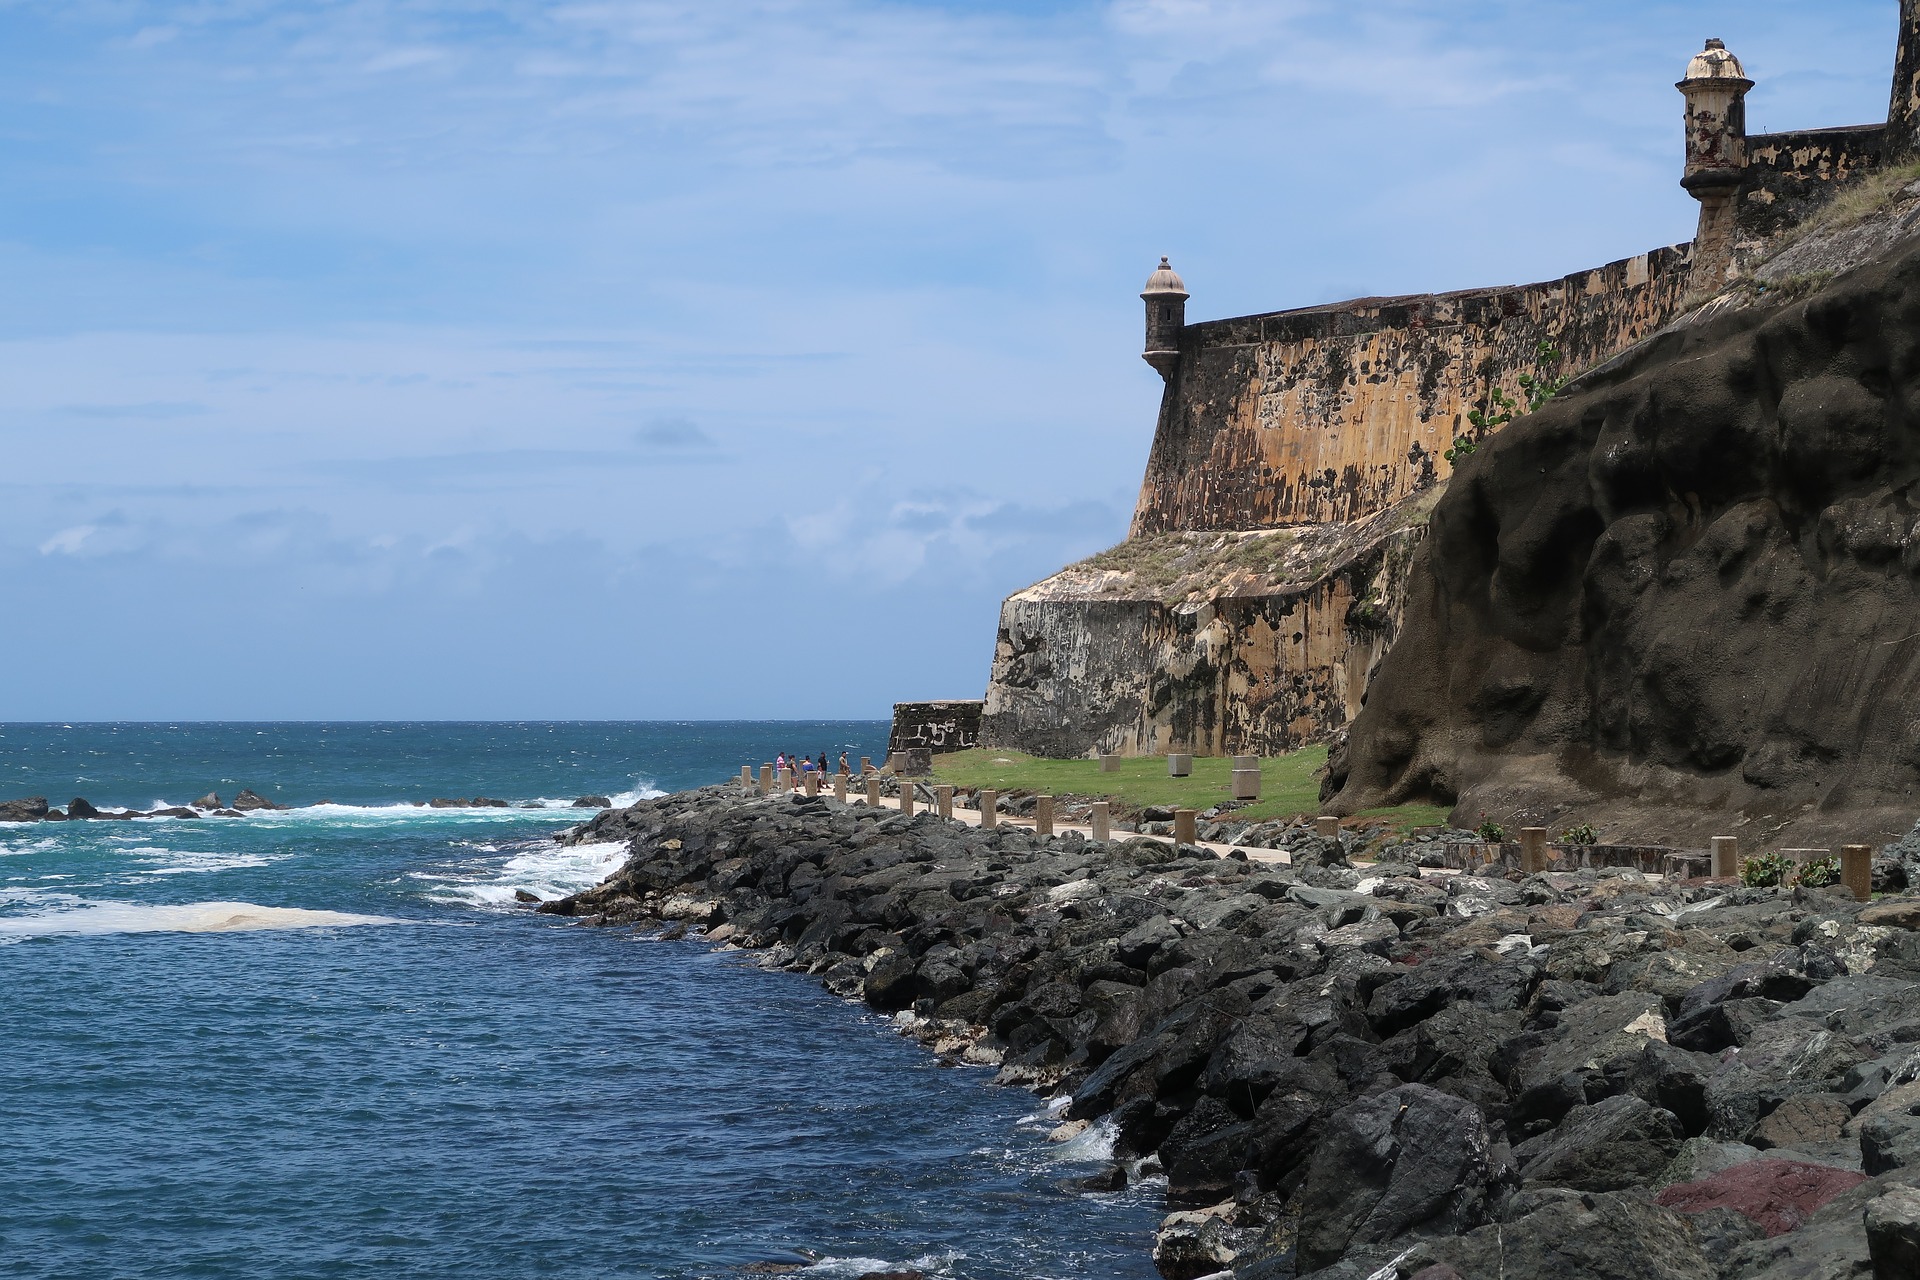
554,786,1920,1279
1326,236,1920,849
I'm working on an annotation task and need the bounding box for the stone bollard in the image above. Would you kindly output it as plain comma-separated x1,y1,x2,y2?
1231,759,1261,800
900,783,915,817
1719,839,1743,878
1315,815,1340,841
866,776,881,807
833,771,847,803
760,764,774,794
979,789,998,830
1844,844,1874,902
1174,808,1198,846
1521,827,1548,875
1035,795,1054,837
1090,801,1110,842
1168,753,1193,778
741,765,753,789
803,772,818,797
936,785,953,821
860,756,872,776
1099,754,1121,773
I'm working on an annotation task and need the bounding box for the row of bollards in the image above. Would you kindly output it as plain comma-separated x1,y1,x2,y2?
1504,828,1876,902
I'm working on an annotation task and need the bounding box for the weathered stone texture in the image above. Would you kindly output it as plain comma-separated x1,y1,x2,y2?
1129,246,1694,535
1733,125,1891,246
887,700,982,757
983,493,1433,759
1326,233,1920,847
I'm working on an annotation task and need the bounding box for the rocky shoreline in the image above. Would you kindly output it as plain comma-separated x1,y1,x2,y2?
548,784,1920,1279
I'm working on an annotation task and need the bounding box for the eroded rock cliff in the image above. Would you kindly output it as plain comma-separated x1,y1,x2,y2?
1328,232,1920,848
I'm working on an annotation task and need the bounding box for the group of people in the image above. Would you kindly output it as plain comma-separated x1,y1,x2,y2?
774,751,850,779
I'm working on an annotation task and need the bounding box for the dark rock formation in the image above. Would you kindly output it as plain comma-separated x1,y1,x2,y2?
0,796,49,823
545,785,1920,1278
1329,238,1920,847
192,792,221,810
231,789,286,812
67,797,100,819
572,796,613,809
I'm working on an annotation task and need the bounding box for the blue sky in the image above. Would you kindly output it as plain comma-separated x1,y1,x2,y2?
0,0,1898,719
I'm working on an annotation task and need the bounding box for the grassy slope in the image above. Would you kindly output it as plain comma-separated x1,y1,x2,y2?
930,747,1451,830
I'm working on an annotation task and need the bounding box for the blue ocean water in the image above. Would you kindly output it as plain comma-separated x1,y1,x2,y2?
0,723,1160,1280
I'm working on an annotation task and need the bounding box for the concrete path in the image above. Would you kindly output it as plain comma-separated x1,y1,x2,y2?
763,779,1292,865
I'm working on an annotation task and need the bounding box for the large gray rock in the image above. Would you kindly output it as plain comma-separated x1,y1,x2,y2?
1866,1184,1920,1280
1391,1189,1716,1280
1514,1094,1685,1192
1292,1083,1508,1272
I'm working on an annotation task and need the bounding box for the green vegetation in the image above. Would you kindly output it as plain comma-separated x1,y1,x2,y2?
1446,341,1568,464
1477,818,1507,843
1797,855,1842,889
931,746,1326,821
1562,823,1598,846
1741,851,1797,888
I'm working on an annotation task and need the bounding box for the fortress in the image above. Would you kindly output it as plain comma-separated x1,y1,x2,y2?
976,7,1920,762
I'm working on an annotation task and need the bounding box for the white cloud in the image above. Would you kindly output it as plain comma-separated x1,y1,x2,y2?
38,524,98,556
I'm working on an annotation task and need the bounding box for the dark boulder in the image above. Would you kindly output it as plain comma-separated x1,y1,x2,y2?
1396,1189,1717,1280
0,796,48,823
232,789,286,811
573,795,613,808
1292,1083,1508,1272
192,792,221,810
67,797,100,819
1513,1094,1684,1191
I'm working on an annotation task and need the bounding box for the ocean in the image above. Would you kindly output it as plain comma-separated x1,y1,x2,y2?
0,722,1161,1279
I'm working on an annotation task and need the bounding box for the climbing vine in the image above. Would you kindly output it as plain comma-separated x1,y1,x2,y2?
1444,341,1569,464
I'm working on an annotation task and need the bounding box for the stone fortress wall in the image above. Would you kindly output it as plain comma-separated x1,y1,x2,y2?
978,6,1920,762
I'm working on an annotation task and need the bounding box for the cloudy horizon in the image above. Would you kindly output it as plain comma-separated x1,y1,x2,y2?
0,0,1897,719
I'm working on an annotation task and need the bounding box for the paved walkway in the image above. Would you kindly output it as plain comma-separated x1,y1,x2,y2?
763,778,1292,865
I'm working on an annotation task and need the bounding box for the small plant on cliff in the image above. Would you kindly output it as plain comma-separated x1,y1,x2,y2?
1562,823,1598,846
1741,851,1796,888
1796,856,1842,889
1447,341,1568,464
1477,817,1507,843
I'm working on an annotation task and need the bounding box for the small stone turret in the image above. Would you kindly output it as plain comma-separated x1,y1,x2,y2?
1142,257,1188,380
1679,38,1753,286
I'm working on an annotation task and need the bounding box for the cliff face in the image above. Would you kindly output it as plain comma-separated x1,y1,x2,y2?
982,489,1436,758
1327,234,1920,846
1130,248,1695,535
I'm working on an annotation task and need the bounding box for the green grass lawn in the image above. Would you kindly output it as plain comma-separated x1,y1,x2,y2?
929,747,1453,832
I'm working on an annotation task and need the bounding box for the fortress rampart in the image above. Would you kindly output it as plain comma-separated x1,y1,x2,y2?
979,8,1920,761
1128,247,1695,535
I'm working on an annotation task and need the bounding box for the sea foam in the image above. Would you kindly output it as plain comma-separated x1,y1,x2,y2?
414,839,630,908
0,898,405,940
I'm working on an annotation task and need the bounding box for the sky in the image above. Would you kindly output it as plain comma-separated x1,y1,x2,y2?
0,0,1900,720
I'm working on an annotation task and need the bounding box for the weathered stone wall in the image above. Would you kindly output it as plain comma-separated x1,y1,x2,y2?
1129,246,1695,536
1733,125,1890,244
983,493,1434,759
886,700,982,757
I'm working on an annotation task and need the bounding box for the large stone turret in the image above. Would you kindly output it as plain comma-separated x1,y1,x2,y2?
1678,38,1752,286
1141,257,1187,380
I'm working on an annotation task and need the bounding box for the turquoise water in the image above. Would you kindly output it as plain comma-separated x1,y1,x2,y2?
0,723,1159,1279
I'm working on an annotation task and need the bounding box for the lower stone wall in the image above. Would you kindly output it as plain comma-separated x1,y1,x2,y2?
982,493,1434,758
886,700,983,758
